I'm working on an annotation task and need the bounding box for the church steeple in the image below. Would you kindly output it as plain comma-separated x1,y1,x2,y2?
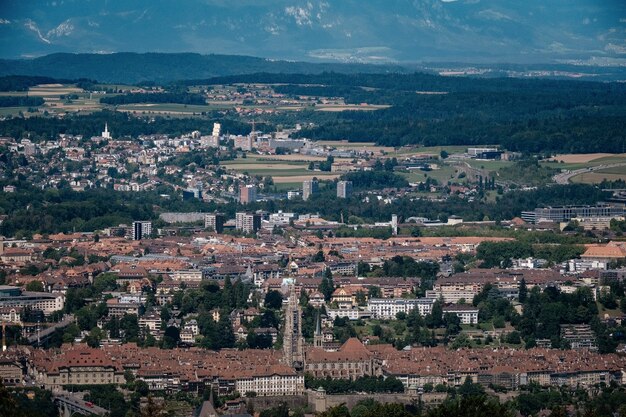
102,122,111,139
314,310,323,348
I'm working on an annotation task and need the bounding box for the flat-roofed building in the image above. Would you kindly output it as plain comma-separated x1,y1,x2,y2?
302,179,319,201
337,181,353,199
204,212,225,233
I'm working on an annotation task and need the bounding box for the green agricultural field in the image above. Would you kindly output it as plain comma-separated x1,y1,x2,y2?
116,103,226,113
0,107,33,117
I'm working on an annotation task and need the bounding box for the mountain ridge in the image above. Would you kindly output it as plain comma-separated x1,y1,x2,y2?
0,1,623,64
0,52,411,84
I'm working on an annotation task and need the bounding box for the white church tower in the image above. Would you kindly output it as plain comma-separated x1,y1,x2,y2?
102,123,111,140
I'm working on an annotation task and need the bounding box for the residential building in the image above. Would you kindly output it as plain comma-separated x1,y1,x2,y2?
442,304,479,324
235,212,261,234
204,213,225,233
302,179,319,201
337,181,353,199
133,221,152,240
560,324,598,351
240,185,257,204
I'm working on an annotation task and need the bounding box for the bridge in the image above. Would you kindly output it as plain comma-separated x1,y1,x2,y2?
54,393,109,417
27,314,74,346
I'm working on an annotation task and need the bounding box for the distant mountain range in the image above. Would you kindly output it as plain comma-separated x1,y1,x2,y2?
2,52,626,85
0,53,410,84
0,0,624,65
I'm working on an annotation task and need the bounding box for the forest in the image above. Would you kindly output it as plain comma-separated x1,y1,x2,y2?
100,92,207,106
191,71,626,153
0,96,44,107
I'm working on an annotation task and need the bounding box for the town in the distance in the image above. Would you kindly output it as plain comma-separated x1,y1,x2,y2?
0,68,626,417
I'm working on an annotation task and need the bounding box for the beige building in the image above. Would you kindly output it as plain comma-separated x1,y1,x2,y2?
34,347,125,390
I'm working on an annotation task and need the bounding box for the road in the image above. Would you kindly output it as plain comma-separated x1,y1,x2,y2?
552,162,626,185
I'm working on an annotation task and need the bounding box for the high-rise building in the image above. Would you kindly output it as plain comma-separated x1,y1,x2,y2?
240,185,257,204
204,213,225,233
302,179,319,201
235,212,261,234
212,122,221,138
132,221,152,240
337,181,353,199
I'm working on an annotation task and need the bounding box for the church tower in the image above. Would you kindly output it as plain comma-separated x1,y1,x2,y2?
102,123,111,140
314,311,324,349
283,284,304,369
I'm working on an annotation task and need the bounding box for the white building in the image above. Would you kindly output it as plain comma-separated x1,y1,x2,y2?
171,270,203,282
235,371,304,397
367,298,435,319
442,304,479,324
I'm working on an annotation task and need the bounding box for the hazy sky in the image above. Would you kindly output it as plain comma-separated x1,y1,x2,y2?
0,0,624,63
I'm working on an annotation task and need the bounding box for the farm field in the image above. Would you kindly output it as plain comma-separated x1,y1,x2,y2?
116,103,225,114
255,154,330,162
548,153,617,163
314,104,390,112
272,174,340,183
28,84,84,96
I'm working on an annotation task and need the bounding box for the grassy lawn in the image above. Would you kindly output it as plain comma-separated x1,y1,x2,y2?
400,163,462,184
272,182,301,191
466,160,512,171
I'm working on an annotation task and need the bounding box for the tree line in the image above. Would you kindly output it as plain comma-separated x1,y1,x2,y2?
100,92,207,105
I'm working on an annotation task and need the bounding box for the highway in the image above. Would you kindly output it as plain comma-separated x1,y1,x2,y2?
552,162,626,185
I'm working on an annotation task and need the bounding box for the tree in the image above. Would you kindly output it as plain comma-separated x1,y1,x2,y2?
312,250,325,262
318,404,350,417
440,150,449,159
217,314,236,349
319,270,334,301
25,281,44,292
264,290,283,310
162,325,180,349
518,278,528,303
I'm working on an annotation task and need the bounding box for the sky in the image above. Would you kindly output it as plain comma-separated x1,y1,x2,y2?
0,0,625,64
